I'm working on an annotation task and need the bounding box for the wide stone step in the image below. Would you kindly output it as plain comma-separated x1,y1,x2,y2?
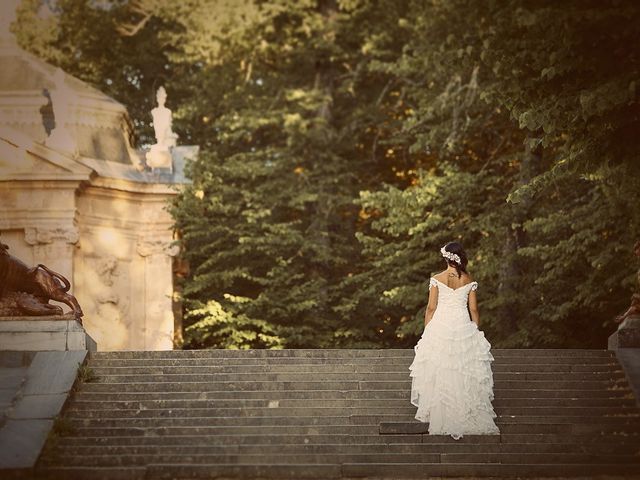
64,407,419,419
91,349,413,360
89,357,417,367
63,415,640,430
46,441,640,457
496,406,639,416
78,379,631,392
36,462,640,480
65,396,639,411
70,387,633,401
90,371,626,383
52,433,432,447
36,466,146,480
90,348,616,359
71,390,411,401
56,421,640,438
62,406,640,420
39,451,640,468
52,432,640,447
64,413,400,426
57,424,384,437
88,358,623,371
87,363,624,374
380,420,640,435
86,357,620,368
339,462,640,478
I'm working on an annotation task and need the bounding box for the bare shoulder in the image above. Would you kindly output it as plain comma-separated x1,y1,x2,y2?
433,271,448,282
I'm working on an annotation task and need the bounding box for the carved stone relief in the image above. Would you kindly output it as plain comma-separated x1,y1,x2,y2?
24,226,79,246
137,236,179,258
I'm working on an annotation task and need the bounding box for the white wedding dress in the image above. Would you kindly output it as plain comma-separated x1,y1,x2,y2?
409,277,500,439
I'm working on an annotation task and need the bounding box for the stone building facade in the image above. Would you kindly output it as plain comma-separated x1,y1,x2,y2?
0,15,191,350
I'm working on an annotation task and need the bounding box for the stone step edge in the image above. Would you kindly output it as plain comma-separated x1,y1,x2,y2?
86,372,626,379
61,413,640,421
62,407,640,414
33,464,639,480
379,421,640,435
47,441,639,450
91,348,615,354
68,389,634,397
79,379,630,386
38,452,640,465
48,432,640,439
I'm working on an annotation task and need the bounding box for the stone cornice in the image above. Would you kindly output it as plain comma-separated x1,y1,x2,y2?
0,131,94,178
0,173,90,182
88,175,181,195
0,180,84,190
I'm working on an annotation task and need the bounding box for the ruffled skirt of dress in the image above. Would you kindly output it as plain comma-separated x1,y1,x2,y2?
409,307,500,439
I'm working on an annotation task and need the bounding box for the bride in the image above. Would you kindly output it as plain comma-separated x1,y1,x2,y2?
409,242,500,439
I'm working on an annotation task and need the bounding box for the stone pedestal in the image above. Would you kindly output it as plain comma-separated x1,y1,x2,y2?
608,315,640,407
0,316,96,352
146,145,173,171
608,315,640,349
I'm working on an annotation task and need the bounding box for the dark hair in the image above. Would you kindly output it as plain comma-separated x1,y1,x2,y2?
442,241,468,278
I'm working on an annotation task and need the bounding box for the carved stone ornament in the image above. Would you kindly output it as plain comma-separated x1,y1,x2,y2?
0,242,83,321
24,227,79,246
137,236,179,258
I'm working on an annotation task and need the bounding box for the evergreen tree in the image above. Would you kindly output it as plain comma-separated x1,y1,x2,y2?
351,0,640,348
14,0,639,349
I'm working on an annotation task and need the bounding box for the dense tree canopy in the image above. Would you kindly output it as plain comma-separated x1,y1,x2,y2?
15,0,640,349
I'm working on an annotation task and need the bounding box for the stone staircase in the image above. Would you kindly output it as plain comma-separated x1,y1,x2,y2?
37,349,640,479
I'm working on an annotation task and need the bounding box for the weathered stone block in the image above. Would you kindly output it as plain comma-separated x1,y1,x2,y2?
9,393,68,420
0,319,96,352
0,419,53,469
609,315,640,349
24,351,87,395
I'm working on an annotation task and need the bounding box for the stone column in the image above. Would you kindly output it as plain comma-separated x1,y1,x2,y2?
24,226,78,289
137,236,178,350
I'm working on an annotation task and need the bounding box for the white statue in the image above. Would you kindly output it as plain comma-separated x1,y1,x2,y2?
151,87,177,149
146,86,177,170
45,68,78,155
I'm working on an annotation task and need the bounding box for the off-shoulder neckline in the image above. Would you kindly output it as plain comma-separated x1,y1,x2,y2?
431,277,477,292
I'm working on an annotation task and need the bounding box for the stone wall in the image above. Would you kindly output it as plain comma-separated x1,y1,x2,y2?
0,143,178,351
73,181,177,350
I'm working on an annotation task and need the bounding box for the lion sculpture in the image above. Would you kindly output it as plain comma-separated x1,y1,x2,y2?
0,242,83,322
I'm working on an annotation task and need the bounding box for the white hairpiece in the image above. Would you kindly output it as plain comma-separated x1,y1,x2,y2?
440,246,461,264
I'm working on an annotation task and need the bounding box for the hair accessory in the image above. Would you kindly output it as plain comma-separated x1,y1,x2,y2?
440,246,461,264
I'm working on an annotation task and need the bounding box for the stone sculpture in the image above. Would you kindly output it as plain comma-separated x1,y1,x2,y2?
45,68,78,155
0,242,83,321
146,86,177,170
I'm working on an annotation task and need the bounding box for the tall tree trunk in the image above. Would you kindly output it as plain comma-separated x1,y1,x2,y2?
497,136,541,344
306,0,338,317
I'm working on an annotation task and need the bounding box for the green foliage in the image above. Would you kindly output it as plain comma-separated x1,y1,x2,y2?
15,0,639,349
76,363,97,383
169,0,414,348
349,0,640,348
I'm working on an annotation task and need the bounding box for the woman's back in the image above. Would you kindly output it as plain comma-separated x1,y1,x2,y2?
432,270,473,290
